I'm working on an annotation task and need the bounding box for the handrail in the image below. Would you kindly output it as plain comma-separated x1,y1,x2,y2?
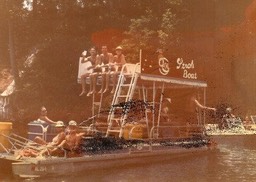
126,124,206,144
0,132,68,158
1,132,42,151
0,96,11,120
0,142,9,153
149,125,205,140
28,123,50,141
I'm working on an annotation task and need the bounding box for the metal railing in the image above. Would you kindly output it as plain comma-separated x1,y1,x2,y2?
126,124,206,141
0,96,12,120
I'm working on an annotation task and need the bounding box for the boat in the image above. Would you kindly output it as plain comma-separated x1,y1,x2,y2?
205,115,256,146
0,62,213,178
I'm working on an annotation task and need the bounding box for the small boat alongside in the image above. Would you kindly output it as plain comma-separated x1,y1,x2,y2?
205,117,256,146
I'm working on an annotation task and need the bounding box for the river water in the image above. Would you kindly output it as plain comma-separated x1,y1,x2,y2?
1,141,256,182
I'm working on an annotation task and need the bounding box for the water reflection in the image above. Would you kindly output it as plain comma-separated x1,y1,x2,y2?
217,145,256,181
2,144,256,182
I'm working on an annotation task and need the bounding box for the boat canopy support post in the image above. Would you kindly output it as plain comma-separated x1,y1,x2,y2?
142,84,150,138
153,81,156,128
91,90,103,124
156,82,165,138
203,87,206,125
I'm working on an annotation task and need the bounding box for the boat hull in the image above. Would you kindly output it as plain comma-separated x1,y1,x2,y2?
209,134,256,148
0,153,21,176
12,146,209,178
205,124,256,147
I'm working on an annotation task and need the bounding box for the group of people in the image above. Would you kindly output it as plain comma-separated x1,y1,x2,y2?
78,45,126,96
17,120,85,159
219,107,253,130
193,99,243,130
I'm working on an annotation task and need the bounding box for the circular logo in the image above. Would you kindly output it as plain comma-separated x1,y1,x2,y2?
158,57,170,75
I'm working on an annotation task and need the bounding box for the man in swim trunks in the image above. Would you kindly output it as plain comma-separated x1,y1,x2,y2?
58,120,85,157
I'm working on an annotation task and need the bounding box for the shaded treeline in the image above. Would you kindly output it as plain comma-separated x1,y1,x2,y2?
0,0,256,127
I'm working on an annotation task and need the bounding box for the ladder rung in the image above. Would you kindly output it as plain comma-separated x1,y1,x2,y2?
121,84,131,87
93,102,101,105
146,102,155,106
111,118,122,121
122,73,133,76
118,95,128,97
112,106,123,109
108,130,121,133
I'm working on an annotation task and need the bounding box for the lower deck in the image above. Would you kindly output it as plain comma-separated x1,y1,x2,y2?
11,138,210,178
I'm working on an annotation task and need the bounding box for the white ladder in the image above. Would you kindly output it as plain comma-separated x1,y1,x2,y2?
106,63,141,138
92,91,103,117
90,83,105,128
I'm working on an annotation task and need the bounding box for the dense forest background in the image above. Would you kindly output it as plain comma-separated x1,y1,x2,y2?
1,0,256,125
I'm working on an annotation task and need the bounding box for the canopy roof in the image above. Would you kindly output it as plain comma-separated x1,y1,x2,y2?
138,73,207,89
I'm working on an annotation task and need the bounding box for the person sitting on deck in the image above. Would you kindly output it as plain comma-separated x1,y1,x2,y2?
79,48,99,96
34,120,66,145
87,49,102,96
15,121,66,159
78,50,89,96
38,106,57,124
35,121,66,156
110,46,126,93
58,120,85,157
89,45,114,95
15,148,39,160
99,45,115,94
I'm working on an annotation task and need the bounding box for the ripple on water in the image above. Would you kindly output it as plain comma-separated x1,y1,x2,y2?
2,144,256,181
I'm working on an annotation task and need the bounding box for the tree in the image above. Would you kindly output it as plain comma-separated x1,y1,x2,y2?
122,0,185,62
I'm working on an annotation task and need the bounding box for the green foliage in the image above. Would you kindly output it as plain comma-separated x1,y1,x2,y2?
122,0,186,62
0,0,191,123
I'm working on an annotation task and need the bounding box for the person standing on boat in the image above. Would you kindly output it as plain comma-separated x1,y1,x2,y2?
79,47,99,96
193,97,216,112
111,46,126,93
193,95,216,124
183,94,216,125
38,106,57,124
98,45,114,93
161,98,172,124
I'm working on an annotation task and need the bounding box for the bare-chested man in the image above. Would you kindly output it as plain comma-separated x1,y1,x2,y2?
36,121,66,156
99,46,114,93
35,120,66,146
58,120,85,157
